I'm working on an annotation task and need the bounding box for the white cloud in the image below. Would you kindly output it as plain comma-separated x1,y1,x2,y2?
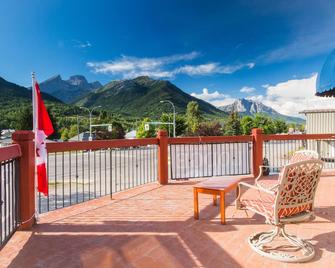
210,97,236,107
177,62,254,76
259,74,335,117
87,52,255,79
240,86,255,93
87,52,199,78
191,88,236,107
191,88,226,101
73,40,92,48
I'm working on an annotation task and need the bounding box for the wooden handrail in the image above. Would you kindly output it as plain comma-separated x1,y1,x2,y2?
0,144,22,162
263,133,335,141
168,135,252,145
46,138,159,153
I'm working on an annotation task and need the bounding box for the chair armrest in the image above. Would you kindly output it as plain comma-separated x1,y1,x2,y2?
236,181,276,210
255,165,281,182
238,181,276,195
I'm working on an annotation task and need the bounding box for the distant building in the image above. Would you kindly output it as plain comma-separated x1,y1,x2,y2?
69,132,96,141
301,109,335,134
300,109,335,160
125,130,137,139
0,129,15,146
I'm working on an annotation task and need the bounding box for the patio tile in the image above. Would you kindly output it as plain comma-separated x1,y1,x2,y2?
0,174,334,267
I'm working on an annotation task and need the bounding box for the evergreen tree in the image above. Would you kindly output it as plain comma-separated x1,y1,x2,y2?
241,116,254,135
13,106,32,130
224,112,242,136
186,101,201,135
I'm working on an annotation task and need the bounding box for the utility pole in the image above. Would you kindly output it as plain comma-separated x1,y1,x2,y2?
77,115,80,141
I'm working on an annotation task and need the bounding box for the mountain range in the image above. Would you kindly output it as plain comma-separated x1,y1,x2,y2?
74,76,225,117
0,74,305,124
0,76,61,105
219,98,304,124
38,75,102,103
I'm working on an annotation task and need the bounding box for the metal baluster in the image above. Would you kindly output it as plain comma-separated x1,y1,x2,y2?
47,154,50,212
62,152,64,208
76,150,78,204
69,151,72,206
54,152,57,210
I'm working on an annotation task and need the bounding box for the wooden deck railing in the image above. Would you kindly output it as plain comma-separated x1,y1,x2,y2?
0,144,21,247
5,128,335,234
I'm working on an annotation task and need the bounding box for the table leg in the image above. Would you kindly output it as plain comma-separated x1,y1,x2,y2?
220,191,225,224
213,194,217,206
194,188,199,220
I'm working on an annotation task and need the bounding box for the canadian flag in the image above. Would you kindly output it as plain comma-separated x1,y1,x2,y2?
33,79,54,196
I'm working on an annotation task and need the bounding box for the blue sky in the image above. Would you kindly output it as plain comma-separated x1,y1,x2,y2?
1,0,335,116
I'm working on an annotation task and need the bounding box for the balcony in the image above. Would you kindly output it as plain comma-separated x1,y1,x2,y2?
0,174,334,267
0,129,335,267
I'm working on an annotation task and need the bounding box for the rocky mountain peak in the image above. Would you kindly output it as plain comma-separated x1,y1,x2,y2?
38,74,102,103
67,75,88,86
219,98,304,124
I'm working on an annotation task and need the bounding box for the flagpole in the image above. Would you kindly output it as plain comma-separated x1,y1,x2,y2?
32,71,39,221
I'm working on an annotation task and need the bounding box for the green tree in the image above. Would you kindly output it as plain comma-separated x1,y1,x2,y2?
68,124,78,138
13,106,32,130
273,119,288,134
298,124,305,133
47,109,60,140
159,113,187,136
224,112,242,136
196,121,222,136
253,114,275,134
99,110,108,121
110,121,125,139
60,128,69,141
136,118,156,138
241,116,254,135
186,101,201,135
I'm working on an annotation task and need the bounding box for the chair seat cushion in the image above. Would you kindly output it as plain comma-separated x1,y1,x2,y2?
241,195,312,220
241,195,274,219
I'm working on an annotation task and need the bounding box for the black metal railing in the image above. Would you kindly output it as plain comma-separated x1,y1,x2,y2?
0,158,20,247
169,142,252,179
39,146,158,213
263,139,335,171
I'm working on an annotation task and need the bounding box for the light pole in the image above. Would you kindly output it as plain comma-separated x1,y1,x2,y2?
77,115,80,141
160,100,176,137
80,106,102,141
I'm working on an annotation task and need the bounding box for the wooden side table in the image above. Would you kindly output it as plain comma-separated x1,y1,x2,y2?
193,177,241,224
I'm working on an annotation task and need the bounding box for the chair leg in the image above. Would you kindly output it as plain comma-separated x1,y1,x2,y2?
248,225,315,263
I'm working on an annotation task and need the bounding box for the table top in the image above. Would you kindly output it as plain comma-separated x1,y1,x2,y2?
194,177,241,191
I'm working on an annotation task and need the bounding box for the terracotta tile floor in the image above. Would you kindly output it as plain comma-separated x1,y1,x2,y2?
0,174,334,268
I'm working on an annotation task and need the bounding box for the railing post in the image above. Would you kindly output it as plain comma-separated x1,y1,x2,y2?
12,130,36,230
252,128,263,178
157,130,169,185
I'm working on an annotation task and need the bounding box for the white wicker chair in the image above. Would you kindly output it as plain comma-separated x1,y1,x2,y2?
236,159,323,263
255,150,320,190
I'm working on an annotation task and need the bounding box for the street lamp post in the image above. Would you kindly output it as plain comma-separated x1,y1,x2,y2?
80,106,102,141
160,100,176,137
